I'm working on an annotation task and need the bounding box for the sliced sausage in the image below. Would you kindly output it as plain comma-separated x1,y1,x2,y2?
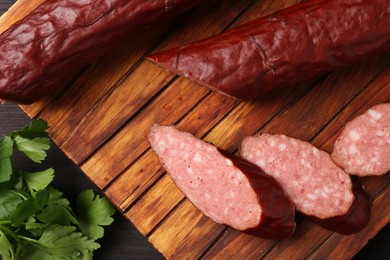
0,0,206,104
149,124,296,239
309,177,372,235
332,103,390,176
147,0,390,100
240,133,371,234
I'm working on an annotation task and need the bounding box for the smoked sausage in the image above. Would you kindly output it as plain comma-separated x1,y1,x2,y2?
147,0,390,100
0,0,206,104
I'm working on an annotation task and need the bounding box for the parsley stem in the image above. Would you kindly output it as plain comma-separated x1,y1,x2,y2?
0,220,11,225
9,190,28,200
0,229,15,260
0,224,21,244
19,235,38,244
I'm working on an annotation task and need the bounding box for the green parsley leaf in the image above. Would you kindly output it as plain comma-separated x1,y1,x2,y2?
0,191,23,221
46,186,63,201
0,136,13,159
34,225,100,258
35,187,78,226
25,222,49,237
11,190,50,227
21,242,94,260
0,170,22,192
18,242,56,260
0,158,12,184
76,190,115,240
0,120,115,258
22,168,54,195
37,200,78,226
0,229,14,260
0,136,14,183
11,119,49,139
14,136,50,163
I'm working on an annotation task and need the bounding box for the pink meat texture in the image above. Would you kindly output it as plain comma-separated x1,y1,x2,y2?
240,133,354,219
332,103,390,176
148,124,295,239
240,133,373,234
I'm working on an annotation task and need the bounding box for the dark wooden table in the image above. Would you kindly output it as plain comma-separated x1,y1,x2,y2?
0,1,388,259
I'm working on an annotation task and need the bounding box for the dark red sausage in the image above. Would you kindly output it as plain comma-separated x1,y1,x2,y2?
0,0,206,104
149,124,296,239
147,0,390,100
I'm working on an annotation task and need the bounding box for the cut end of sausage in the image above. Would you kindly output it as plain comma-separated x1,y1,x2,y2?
149,124,261,230
309,177,372,235
331,103,390,176
241,133,354,220
149,124,295,239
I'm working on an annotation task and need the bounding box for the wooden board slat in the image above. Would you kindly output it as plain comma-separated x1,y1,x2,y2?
126,174,185,236
1,0,389,258
148,200,225,259
0,0,45,32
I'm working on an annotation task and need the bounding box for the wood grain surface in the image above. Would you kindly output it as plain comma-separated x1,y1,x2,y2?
1,0,389,258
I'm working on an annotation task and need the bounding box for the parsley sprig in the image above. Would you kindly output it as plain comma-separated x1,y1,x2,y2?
0,120,115,259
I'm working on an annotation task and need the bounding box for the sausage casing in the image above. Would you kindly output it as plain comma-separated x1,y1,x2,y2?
147,0,390,100
0,0,206,103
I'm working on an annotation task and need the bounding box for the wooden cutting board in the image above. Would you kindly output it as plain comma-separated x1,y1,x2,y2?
2,0,389,258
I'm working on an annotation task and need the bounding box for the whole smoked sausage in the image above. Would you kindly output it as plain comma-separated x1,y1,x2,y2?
0,0,206,104
147,0,390,100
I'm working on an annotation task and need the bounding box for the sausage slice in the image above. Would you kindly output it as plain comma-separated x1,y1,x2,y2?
332,103,390,176
240,133,371,234
309,177,372,235
149,124,296,239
